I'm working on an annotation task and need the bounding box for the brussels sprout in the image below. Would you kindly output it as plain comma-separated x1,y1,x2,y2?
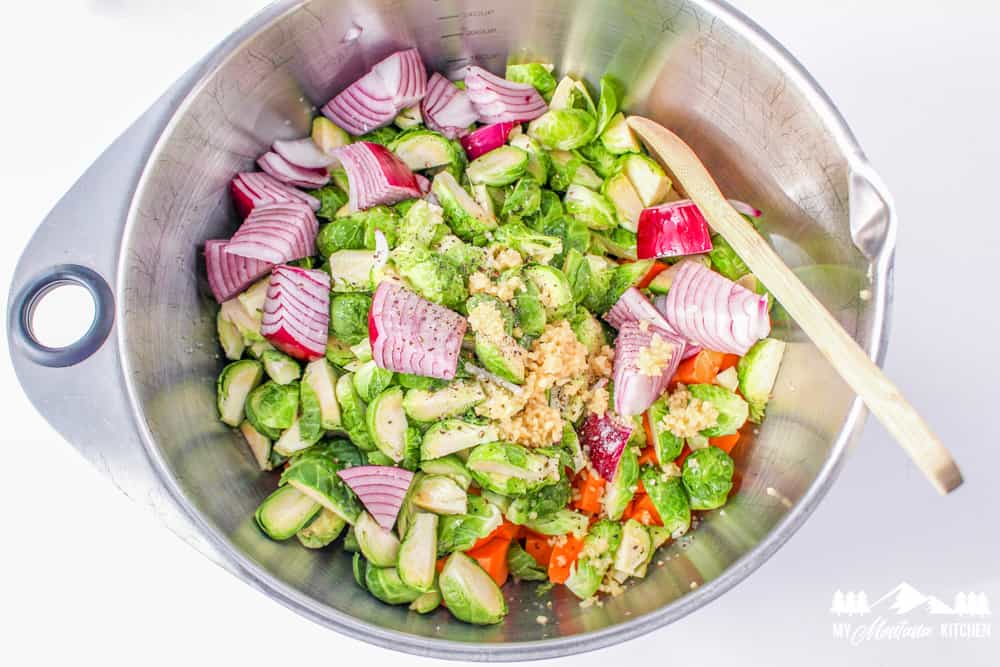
611,518,652,580
412,474,468,515
397,199,446,248
505,62,557,99
302,358,342,430
260,349,301,385
365,565,423,604
422,419,501,460
507,541,548,581
467,442,561,496
216,308,245,360
274,413,323,457
682,446,735,510
330,294,372,345
344,527,361,553
237,276,269,323
350,338,373,363
471,183,497,219
281,443,363,523
467,145,529,187
505,474,572,525
352,360,394,403
325,336,356,368
335,373,375,451
715,366,739,393
562,249,592,305
392,242,468,309
620,154,672,207
297,508,347,548
522,264,574,319
352,551,367,587
509,134,551,185
437,234,486,274
317,217,367,256
707,233,751,280
420,453,473,489
501,177,542,219
312,116,351,154
548,149,603,192
600,111,641,154
603,258,654,311
327,249,376,292
535,189,565,226
403,380,485,422
325,437,367,469
560,421,587,473
388,129,457,171
244,380,297,438
553,75,597,115
603,445,639,521
528,109,596,151
567,307,606,357
564,520,623,600
533,213,590,268
493,220,562,265
591,227,638,261
359,125,399,146
436,495,503,555
397,373,447,392
564,184,617,231
595,74,623,136
439,552,507,624
574,141,618,179
687,384,749,437
255,485,321,541
401,426,422,472
359,206,401,250
646,395,684,463
217,360,264,427
409,587,442,613
366,386,408,462
354,509,401,566
513,279,547,339
737,338,786,423
397,512,438,591
602,171,644,232
330,167,351,195
432,171,497,243
309,185,350,222
239,420,273,471
641,468,691,538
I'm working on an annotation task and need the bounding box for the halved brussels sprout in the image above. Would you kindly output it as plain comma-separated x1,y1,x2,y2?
243,379,296,438
505,62,557,99
439,552,508,624
641,467,691,538
273,415,323,457
509,134,551,185
398,199,446,248
302,358,341,431
421,420,500,460
317,216,366,256
216,308,246,360
507,542,548,581
562,248,592,306
603,445,639,521
394,104,423,129
217,360,264,428
335,373,375,452
255,485,321,541
392,242,468,309
354,509,401,566
513,279,547,339
432,171,497,243
564,520,623,600
521,264,574,319
409,587,442,614
602,171,644,232
239,420,273,471
436,495,503,555
420,454,473,490
466,145,529,187
611,518,652,579
620,154,672,207
398,512,438,591
567,306,606,357
388,129,456,171
528,109,596,151
599,112,641,154
297,508,347,549
564,184,617,231
594,74,623,136
520,509,589,537
681,446,735,510
312,116,350,154
505,459,572,524
366,386,408,463
280,443,362,523
327,249,376,293
329,293,372,345
493,220,562,265
466,442,561,496
548,149,603,191
646,395,684,463
365,565,423,605
402,380,485,422
353,360,394,403
687,384,749,437
737,338,786,423
260,349,301,385
412,474,468,515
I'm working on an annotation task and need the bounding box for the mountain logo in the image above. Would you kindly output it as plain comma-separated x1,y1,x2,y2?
831,582,991,618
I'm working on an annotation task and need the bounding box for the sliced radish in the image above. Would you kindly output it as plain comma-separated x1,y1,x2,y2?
257,151,330,188
637,200,714,260
204,240,273,303
273,137,339,169
580,413,634,481
604,287,674,333
459,122,517,160
421,72,477,139
464,66,548,124
336,142,420,211
225,201,318,265
337,466,415,529
261,265,330,361
612,320,685,416
231,172,320,218
369,282,467,380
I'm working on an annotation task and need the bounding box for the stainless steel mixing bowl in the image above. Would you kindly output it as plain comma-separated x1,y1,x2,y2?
7,0,897,660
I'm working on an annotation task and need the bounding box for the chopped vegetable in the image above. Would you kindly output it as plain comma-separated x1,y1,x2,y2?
261,265,330,361
580,412,633,481
422,72,478,139
337,465,414,529
636,200,714,260
225,201,319,265
464,66,548,124
336,142,421,211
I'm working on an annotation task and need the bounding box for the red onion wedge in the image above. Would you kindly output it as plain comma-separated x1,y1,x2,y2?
204,240,273,303
257,151,330,188
273,137,339,169
337,466,414,529
369,282,467,380
421,72,477,139
604,287,674,333
414,172,432,195
261,265,330,361
656,261,770,356
637,200,714,260
225,201,319,265
728,199,762,218
612,320,685,416
580,412,634,481
322,48,428,136
464,66,548,124
459,122,517,160
336,142,421,211
231,172,320,218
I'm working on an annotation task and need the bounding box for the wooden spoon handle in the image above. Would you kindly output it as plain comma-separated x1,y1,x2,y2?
628,116,962,494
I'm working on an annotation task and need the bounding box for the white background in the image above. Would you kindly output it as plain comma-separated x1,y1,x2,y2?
1,1,998,665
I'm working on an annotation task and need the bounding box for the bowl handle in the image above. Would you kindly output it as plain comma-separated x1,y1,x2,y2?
848,158,898,263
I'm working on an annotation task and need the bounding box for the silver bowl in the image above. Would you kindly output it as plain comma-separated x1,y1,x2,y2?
8,0,896,660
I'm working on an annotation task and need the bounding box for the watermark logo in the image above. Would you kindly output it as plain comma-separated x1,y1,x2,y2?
830,582,991,644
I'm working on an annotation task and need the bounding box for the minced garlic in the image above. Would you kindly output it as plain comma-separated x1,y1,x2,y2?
468,270,525,302
486,245,524,272
467,301,508,341
587,384,609,417
660,384,719,438
589,345,614,378
636,332,677,377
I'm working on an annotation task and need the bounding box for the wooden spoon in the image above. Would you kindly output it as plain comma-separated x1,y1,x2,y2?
628,116,962,494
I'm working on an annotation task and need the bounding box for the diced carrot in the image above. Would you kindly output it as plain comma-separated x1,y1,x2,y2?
675,444,693,466
719,354,741,372
525,535,554,567
638,446,659,467
467,486,481,496
466,537,511,587
642,412,656,446
436,557,448,573
625,494,664,526
709,432,741,454
470,519,521,551
636,261,669,289
548,534,585,584
572,470,606,515
672,349,725,385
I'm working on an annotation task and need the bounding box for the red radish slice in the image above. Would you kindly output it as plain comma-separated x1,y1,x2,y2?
580,412,634,481
604,287,674,333
421,73,477,139
273,137,339,169
225,201,319,264
231,172,320,218
336,142,421,211
322,49,428,136
657,261,770,356
258,151,330,188
464,66,548,124
728,199,762,218
459,122,517,160
261,265,330,361
204,240,273,303
612,320,685,416
337,466,415,529
637,200,714,260
369,282,467,380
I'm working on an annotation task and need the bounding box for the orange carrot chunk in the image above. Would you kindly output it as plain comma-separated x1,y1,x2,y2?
465,537,511,588
547,534,585,584
672,349,725,385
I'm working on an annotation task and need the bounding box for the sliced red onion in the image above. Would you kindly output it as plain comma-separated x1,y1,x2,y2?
580,412,633,481
273,137,339,169
414,172,432,195
464,66,548,124
322,48,428,136
372,230,389,270
257,151,330,188
204,240,273,303
612,320,685,416
225,201,318,265
604,287,674,333
337,466,415,529
261,265,330,361
681,343,702,360
728,199,762,218
421,72,477,139
459,122,517,160
369,282,467,380
656,261,770,356
637,200,714,260
231,172,320,218
336,142,421,211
